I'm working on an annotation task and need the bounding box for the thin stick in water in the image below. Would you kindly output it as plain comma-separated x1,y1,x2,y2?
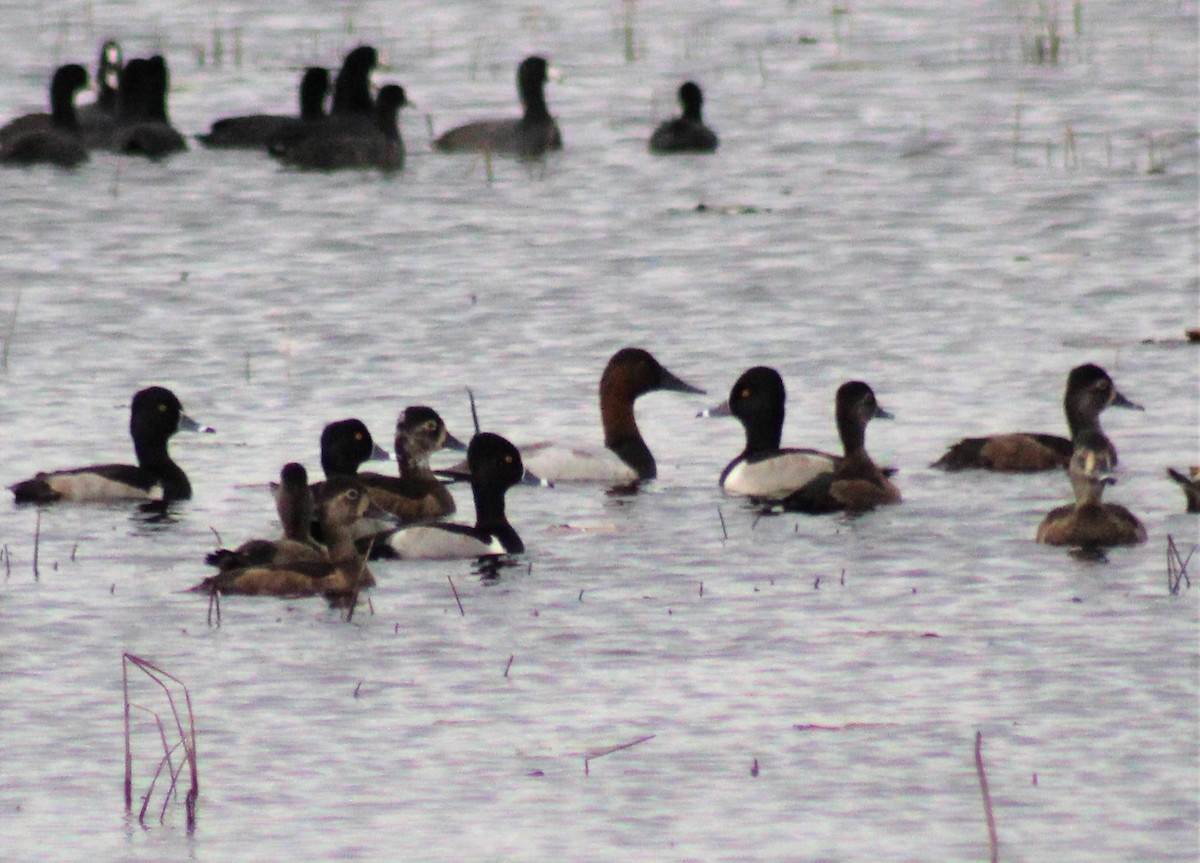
975,731,999,863
32,510,41,580
448,575,465,616
584,733,655,775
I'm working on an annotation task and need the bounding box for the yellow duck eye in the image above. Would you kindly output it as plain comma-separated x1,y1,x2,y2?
741,388,751,399
158,403,168,412
355,432,363,441
505,455,514,464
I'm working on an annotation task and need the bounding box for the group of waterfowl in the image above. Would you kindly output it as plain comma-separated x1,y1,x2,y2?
0,42,719,170
6,349,1195,602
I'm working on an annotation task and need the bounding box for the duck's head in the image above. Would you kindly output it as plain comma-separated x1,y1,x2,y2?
1065,363,1143,417
601,347,706,403
468,432,541,490
320,418,389,476
130,386,212,441
396,406,466,466
679,81,704,119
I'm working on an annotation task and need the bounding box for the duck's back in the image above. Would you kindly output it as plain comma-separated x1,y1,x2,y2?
932,432,1073,472
1036,503,1146,547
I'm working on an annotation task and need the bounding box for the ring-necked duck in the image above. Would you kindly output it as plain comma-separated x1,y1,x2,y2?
105,55,187,158
273,84,407,171
649,81,718,153
781,381,900,514
76,40,122,141
434,56,562,158
705,366,840,499
356,406,464,524
932,364,1142,471
512,347,704,484
0,64,89,168
317,418,390,480
205,463,326,571
377,432,538,559
1167,466,1200,513
1036,430,1147,547
197,67,329,149
192,477,396,597
10,386,213,504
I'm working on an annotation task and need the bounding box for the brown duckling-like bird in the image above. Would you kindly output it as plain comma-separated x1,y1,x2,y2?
204,463,326,572
1036,430,1147,548
356,406,465,524
932,363,1142,472
780,381,900,515
191,476,397,598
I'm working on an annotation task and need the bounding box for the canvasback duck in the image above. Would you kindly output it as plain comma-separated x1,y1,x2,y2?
10,386,213,504
434,56,561,157
781,381,899,515
932,363,1142,471
1036,430,1147,547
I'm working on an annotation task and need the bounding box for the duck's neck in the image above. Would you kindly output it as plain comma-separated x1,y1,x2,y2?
133,433,173,469
743,408,783,456
472,483,508,533
601,387,655,478
522,86,551,122
683,102,702,123
321,520,359,563
1070,475,1107,509
1065,397,1100,438
836,412,867,458
397,442,433,479
50,87,78,130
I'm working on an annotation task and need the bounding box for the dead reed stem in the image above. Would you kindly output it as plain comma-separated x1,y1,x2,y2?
975,731,999,863
448,575,465,616
584,733,655,775
1167,535,1193,595
32,510,41,580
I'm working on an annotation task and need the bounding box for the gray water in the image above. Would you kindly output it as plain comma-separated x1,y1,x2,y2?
0,1,1197,860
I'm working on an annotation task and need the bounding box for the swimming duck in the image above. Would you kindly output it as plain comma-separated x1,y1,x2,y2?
105,55,187,158
197,66,329,149
649,81,718,153
508,347,704,484
329,45,377,126
706,366,841,499
76,40,122,143
317,418,390,480
272,84,407,171
1167,466,1200,513
356,406,465,524
434,56,561,157
10,386,213,504
932,363,1142,471
1036,430,1147,547
377,432,537,559
205,463,326,571
780,381,900,514
191,476,395,598
0,63,89,168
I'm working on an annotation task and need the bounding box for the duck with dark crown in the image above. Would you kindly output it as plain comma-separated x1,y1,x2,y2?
434,56,561,158
649,81,718,153
1036,430,1147,548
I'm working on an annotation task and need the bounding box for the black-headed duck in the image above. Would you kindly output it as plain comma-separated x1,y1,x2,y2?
1167,466,1200,513
356,406,464,524
205,463,326,572
705,366,840,499
192,477,396,598
512,347,704,484
105,55,187,158
1036,431,1147,548
434,56,561,158
318,418,389,480
10,386,213,504
0,64,89,168
378,432,538,560
272,84,407,171
781,381,900,515
932,363,1142,472
329,45,377,126
197,66,329,149
649,81,718,154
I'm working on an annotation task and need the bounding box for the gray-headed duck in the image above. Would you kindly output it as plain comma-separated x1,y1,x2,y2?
434,56,561,158
781,381,899,515
9,386,213,504
705,366,839,499
932,363,1142,472
1036,430,1147,548
649,81,718,154
192,477,396,598
357,406,464,524
378,432,538,560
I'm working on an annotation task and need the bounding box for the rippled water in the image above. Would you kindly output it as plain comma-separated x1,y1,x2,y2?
1,1,1197,860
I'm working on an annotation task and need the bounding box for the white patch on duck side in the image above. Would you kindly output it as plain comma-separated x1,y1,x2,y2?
723,451,837,499
46,472,162,502
383,526,504,560
519,443,640,484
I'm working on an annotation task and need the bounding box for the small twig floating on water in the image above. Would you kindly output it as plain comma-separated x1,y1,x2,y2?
717,505,728,542
975,731,999,863
583,733,655,775
504,655,514,678
32,510,41,580
448,575,465,616
1167,534,1193,595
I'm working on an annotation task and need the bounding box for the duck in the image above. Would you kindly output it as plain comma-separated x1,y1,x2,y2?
9,386,213,504
649,81,718,153
496,347,704,485
1167,466,1200,513
356,406,465,524
76,40,122,143
105,55,187,158
204,463,326,572
329,45,377,126
377,432,537,560
705,366,841,499
191,476,396,598
780,381,900,515
932,363,1142,471
434,56,561,158
316,418,390,481
197,66,329,149
1036,430,1147,547
272,84,407,171
0,63,89,168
